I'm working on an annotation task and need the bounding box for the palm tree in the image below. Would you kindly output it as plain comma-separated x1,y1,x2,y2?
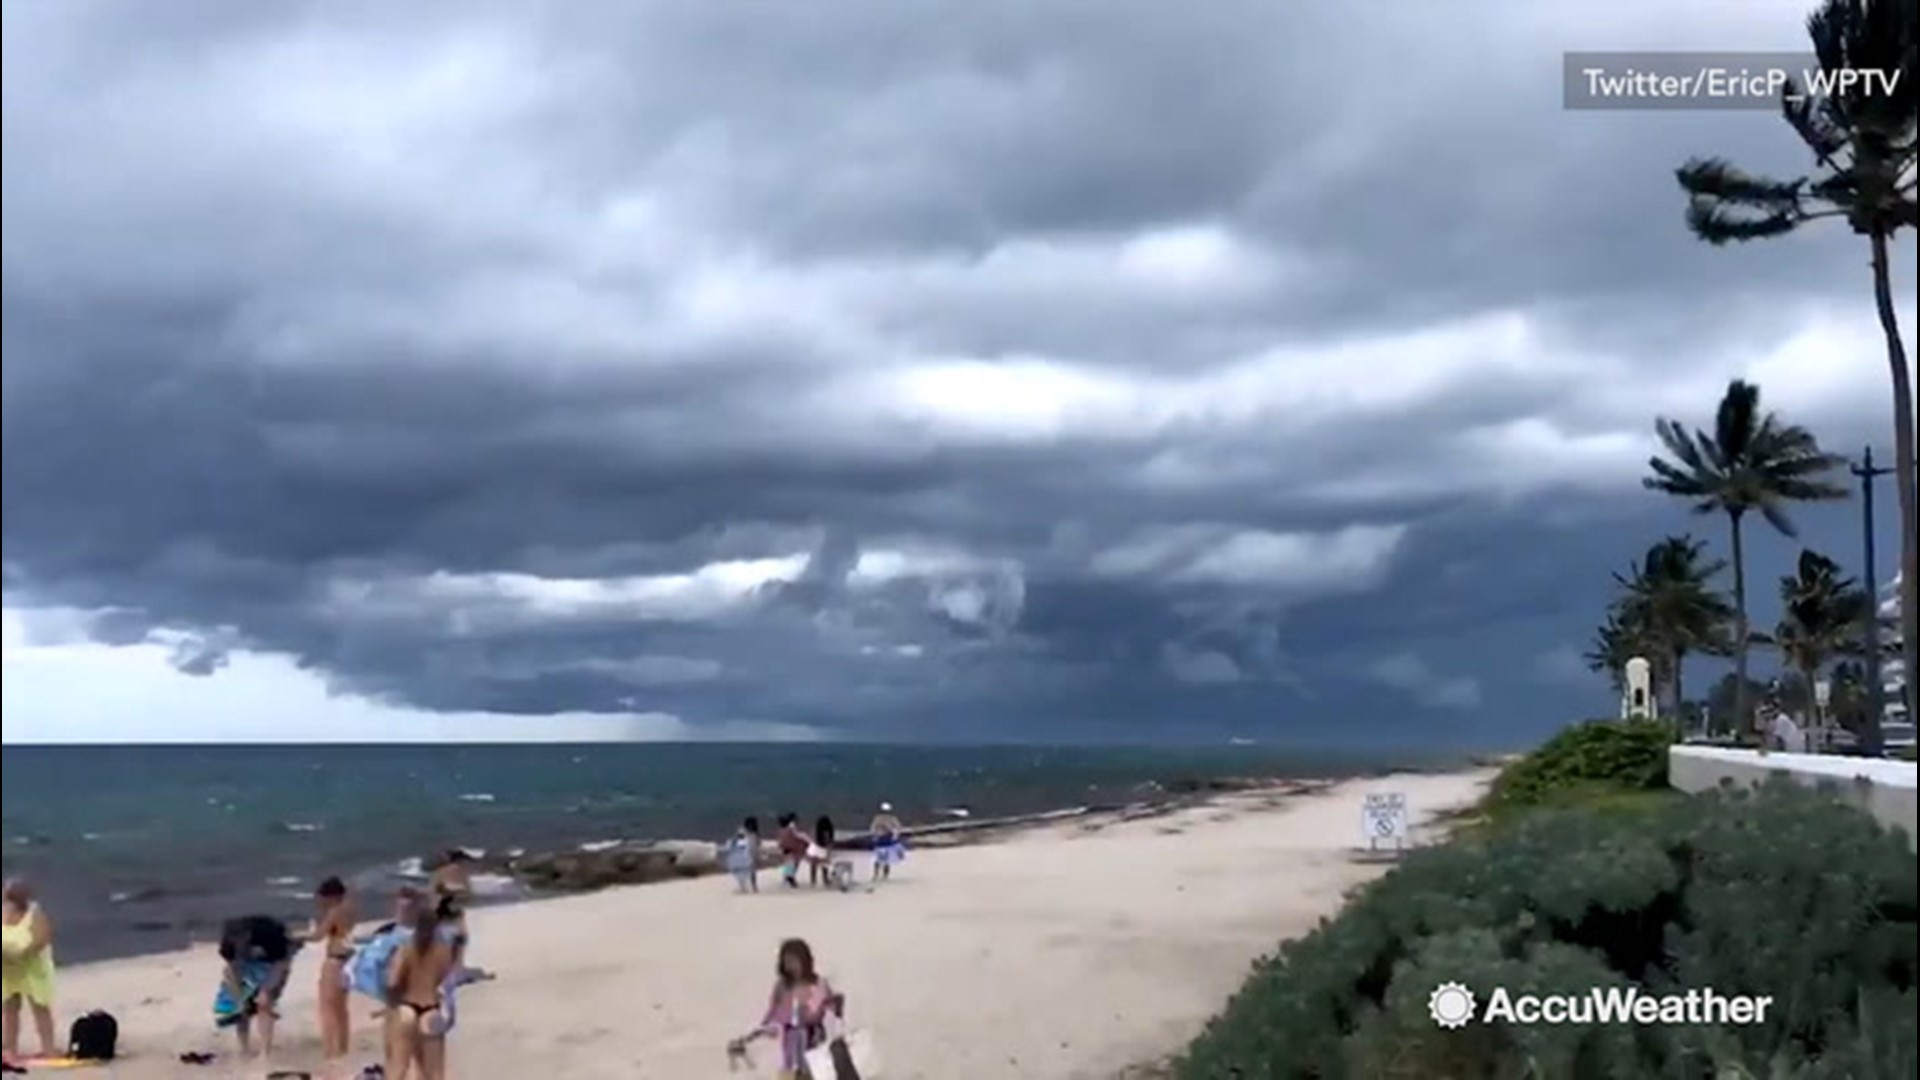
1674,0,1918,736
1759,549,1873,743
1645,380,1849,742
1586,611,1657,694
1611,535,1735,716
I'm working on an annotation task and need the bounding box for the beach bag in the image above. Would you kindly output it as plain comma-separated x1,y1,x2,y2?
804,1025,879,1079
68,1010,118,1060
803,997,878,1079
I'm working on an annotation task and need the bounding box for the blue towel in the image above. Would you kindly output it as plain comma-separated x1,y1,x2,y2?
214,960,277,1026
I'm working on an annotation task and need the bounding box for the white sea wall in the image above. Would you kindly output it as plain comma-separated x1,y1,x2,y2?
1668,746,1917,850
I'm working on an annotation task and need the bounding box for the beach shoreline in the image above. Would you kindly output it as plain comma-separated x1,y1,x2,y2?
40,766,1494,1078
8,745,1494,968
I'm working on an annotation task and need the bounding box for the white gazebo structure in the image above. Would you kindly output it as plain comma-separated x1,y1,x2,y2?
1621,656,1657,721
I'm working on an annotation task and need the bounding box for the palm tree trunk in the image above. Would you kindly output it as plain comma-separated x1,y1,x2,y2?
1868,230,1920,742
1729,511,1754,746
1802,660,1820,752
1671,647,1686,732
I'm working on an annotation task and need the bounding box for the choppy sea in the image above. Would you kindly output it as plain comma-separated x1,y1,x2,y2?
0,742,1468,963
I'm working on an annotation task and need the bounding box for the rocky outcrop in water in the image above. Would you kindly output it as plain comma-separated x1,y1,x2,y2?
505,840,725,891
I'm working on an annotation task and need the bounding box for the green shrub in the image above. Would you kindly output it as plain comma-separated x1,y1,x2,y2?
1174,779,1917,1079
1483,718,1673,817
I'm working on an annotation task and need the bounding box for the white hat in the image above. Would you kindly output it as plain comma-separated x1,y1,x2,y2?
879,802,892,812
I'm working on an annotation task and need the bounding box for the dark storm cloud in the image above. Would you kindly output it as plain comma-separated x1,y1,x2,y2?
3,0,1909,740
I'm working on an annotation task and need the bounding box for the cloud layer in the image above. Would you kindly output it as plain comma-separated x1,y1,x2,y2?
3,0,1913,743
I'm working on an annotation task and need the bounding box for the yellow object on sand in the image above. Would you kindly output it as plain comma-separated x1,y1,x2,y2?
21,1058,102,1070
1,915,56,1006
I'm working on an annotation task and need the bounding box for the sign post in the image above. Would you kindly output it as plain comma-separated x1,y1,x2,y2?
1362,792,1408,853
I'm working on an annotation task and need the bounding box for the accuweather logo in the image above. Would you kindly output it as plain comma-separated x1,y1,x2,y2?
1427,982,1773,1027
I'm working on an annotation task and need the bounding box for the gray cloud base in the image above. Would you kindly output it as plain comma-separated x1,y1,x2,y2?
3,0,1912,741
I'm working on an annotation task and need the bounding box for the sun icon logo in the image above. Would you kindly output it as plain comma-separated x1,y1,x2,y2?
1427,981,1476,1028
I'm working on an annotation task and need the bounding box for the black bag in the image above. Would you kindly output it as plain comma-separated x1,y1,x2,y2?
68,1010,118,1060
824,1036,863,1080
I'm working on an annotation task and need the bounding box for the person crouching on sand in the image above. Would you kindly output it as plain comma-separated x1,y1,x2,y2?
726,938,840,1079
728,817,762,893
215,914,295,1059
384,901,458,1080
306,876,357,1064
1,879,57,1065
869,803,905,886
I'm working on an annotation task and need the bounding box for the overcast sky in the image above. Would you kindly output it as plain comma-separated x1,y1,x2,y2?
3,0,1913,745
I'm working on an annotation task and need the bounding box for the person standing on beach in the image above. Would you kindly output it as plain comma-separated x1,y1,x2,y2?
728,817,763,893
384,901,458,1080
429,850,494,984
775,815,811,889
1,880,57,1064
807,815,836,888
726,938,839,1080
305,876,357,1064
869,803,905,886
215,914,295,1060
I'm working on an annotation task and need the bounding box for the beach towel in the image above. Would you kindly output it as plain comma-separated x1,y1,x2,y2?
348,925,406,1000
724,835,756,875
214,960,279,1026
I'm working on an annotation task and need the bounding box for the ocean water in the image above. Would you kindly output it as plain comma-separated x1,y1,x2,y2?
0,742,1462,963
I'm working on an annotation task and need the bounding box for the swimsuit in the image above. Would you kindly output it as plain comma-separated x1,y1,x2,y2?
395,997,451,1037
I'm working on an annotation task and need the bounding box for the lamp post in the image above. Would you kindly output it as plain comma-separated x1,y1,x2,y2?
1850,447,1893,757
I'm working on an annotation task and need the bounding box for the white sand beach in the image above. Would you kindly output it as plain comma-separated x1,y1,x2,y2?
44,768,1492,1079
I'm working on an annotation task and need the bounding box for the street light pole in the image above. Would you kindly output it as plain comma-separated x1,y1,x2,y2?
1852,446,1893,757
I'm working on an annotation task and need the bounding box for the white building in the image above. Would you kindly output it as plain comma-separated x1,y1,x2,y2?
1882,572,1914,751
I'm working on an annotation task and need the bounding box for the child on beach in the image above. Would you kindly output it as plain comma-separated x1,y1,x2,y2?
1,880,57,1065
869,803,906,886
726,938,839,1080
306,876,357,1064
727,817,762,893
807,815,836,888
775,815,811,889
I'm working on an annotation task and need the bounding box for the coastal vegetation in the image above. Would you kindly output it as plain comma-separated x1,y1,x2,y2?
1174,765,1918,1078
1173,10,1916,1072
1478,718,1673,821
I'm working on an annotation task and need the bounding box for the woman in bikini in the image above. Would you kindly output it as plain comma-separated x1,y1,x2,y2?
384,902,457,1080
727,938,840,1080
305,876,356,1064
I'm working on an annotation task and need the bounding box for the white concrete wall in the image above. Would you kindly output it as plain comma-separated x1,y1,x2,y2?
1668,746,1917,850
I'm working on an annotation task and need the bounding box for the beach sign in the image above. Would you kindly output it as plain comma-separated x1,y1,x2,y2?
1362,792,1408,851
